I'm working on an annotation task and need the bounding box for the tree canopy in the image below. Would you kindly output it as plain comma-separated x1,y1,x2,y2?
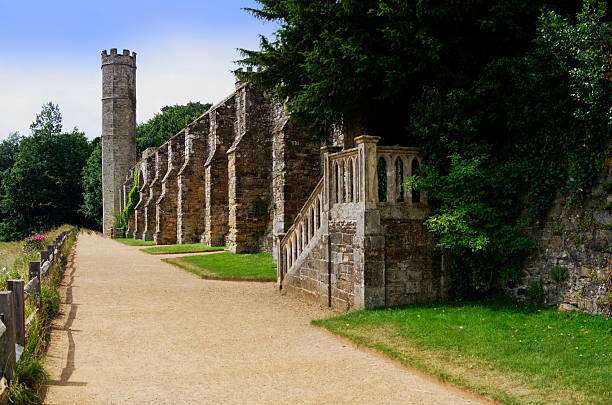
137,101,211,155
241,0,612,298
0,103,91,240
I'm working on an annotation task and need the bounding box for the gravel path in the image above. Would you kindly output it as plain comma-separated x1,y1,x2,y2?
44,232,487,404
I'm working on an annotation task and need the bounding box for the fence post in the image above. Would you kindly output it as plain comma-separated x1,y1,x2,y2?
0,291,16,382
40,250,49,263
29,261,41,306
6,281,24,346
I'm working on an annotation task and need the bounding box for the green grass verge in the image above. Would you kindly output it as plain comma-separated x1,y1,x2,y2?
163,252,276,280
312,301,611,405
115,238,155,246
140,243,225,255
8,227,78,404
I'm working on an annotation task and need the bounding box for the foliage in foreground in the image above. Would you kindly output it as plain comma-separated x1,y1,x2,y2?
163,252,276,280
313,302,611,404
140,243,225,255
8,228,77,404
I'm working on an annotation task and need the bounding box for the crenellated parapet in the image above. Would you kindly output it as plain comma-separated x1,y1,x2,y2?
155,131,185,245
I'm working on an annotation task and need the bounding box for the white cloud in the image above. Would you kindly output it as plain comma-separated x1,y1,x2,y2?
0,37,253,141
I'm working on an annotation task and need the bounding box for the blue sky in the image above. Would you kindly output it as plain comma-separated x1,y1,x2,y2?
0,0,277,140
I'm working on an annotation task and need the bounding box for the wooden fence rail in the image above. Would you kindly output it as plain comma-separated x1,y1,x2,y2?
0,228,76,385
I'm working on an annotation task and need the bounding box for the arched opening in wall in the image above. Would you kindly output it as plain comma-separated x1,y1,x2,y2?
339,161,345,203
395,157,404,202
334,162,340,204
316,198,321,229
377,157,387,202
353,157,359,203
412,158,421,204
348,159,354,202
310,208,315,239
138,170,144,188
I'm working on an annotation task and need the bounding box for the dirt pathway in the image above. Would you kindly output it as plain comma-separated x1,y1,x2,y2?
44,233,487,404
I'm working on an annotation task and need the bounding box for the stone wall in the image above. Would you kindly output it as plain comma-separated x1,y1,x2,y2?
506,163,612,317
143,144,167,240
202,99,235,246
133,149,156,239
228,84,273,253
155,131,185,245
272,110,322,257
329,219,358,309
178,117,209,244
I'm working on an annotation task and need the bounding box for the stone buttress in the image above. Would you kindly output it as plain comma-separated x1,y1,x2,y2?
227,83,273,253
155,132,185,244
177,117,209,244
202,98,235,246
143,145,167,240
132,148,156,239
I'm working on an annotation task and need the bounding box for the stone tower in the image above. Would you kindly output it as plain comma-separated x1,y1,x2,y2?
101,48,137,236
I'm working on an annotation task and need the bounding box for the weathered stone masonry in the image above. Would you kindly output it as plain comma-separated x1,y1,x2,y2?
101,49,137,237
155,131,185,245
177,118,209,244
143,144,167,241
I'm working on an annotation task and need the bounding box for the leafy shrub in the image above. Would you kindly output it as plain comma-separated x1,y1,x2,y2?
23,234,47,252
526,280,544,303
112,211,127,238
550,266,569,282
40,285,60,319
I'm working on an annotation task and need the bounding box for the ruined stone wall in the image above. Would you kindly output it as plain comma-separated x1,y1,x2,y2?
272,112,322,255
202,98,235,246
178,117,209,244
329,219,358,309
507,163,612,317
381,217,445,306
143,145,167,240
155,131,185,245
133,150,156,239
228,84,273,253
101,49,137,236
283,234,330,306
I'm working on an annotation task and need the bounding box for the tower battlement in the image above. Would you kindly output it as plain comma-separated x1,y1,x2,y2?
101,48,137,67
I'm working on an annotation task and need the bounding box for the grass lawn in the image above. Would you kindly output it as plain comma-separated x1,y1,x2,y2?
115,238,156,246
313,301,611,404
163,252,276,280
140,243,225,255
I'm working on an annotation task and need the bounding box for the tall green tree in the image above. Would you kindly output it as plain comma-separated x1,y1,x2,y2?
0,103,90,240
239,0,579,141
241,0,611,298
80,138,102,230
137,101,211,155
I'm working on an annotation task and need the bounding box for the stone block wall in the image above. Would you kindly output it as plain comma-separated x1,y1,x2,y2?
133,151,156,239
272,112,322,255
101,49,137,236
381,216,444,307
202,99,235,246
283,234,330,306
143,144,167,240
329,219,358,309
506,163,612,317
228,84,273,253
178,117,209,244
155,131,185,245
